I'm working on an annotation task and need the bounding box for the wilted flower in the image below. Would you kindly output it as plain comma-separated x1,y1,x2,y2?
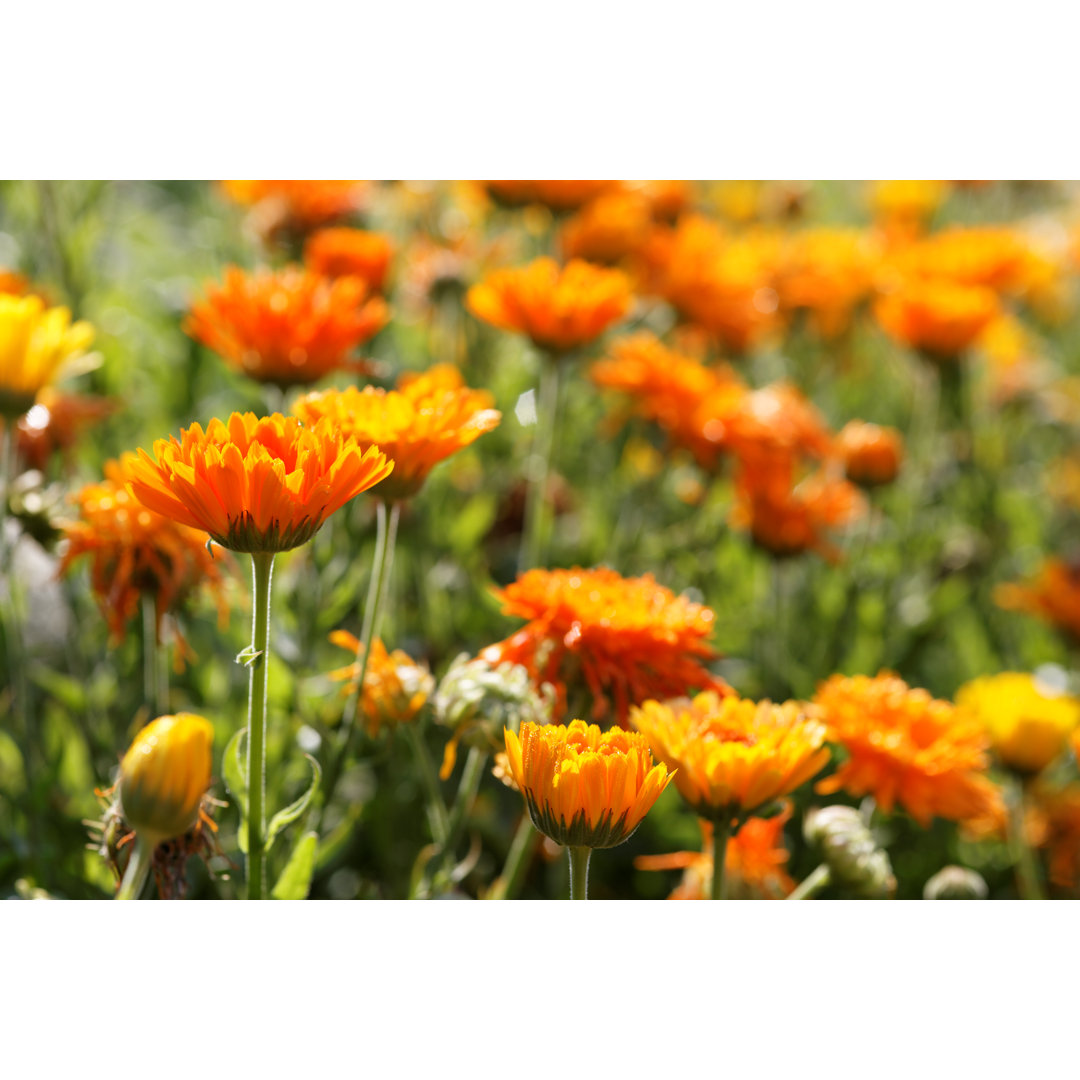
503,719,671,849
813,672,1003,826
804,805,896,898
837,420,904,488
995,557,1080,641
327,630,434,738
483,566,730,723
955,672,1080,775
923,865,988,900
125,412,393,552
304,228,395,292
185,266,388,388
632,691,830,822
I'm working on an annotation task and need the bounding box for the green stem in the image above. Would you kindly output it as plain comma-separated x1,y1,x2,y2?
787,863,831,900
142,593,167,716
246,551,276,900
403,723,450,848
441,747,487,864
568,845,591,900
711,818,732,900
115,834,156,900
1009,779,1045,901
488,815,539,900
519,358,561,573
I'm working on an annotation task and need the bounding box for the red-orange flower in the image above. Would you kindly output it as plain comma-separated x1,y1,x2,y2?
482,566,730,723
466,257,632,354
59,458,229,653
304,228,395,293
813,672,1003,827
995,558,1080,641
293,364,501,500
560,191,654,265
837,420,904,487
124,412,393,552
483,180,618,213
222,180,369,230
874,277,1000,360
185,266,388,388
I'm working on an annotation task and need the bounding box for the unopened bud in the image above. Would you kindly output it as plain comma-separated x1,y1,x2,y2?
923,865,988,900
805,805,896,899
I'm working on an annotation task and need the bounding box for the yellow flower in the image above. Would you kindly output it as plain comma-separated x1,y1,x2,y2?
0,294,94,418
119,714,214,843
503,719,672,849
631,691,830,822
955,672,1080,775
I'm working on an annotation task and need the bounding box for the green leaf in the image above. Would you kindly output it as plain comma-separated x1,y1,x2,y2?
265,755,321,853
222,727,249,855
271,831,319,900
235,645,263,667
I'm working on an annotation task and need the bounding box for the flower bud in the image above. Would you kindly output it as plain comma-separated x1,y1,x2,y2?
923,865,989,900
119,713,213,843
838,421,904,488
804,805,896,898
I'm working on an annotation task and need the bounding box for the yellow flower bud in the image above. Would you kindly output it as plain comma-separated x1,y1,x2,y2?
119,714,213,842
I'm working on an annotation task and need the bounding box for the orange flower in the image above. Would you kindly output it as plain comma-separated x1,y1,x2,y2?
995,558,1080,641
813,672,1003,827
884,226,1029,293
482,566,730,723
327,630,434,738
635,810,795,899
483,180,618,213
0,269,32,297
9,388,115,471
185,266,388,388
503,719,672,849
874,277,1000,360
1032,785,1080,891
868,180,948,236
293,364,501,500
632,691,829,821
723,382,835,463
59,458,228,654
466,257,632,355
304,228,395,293
837,420,904,487
221,180,368,230
560,191,654,265
629,180,695,224
124,412,393,552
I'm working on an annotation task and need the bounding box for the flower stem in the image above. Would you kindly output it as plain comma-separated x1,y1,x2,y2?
711,818,732,900
787,863,832,900
246,551,276,901
487,815,539,900
403,722,450,848
519,358,561,573
568,845,591,900
1009,778,1045,901
440,747,487,865
141,594,168,716
115,834,155,900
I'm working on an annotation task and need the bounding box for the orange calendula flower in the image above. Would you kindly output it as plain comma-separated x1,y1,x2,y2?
995,558,1080,641
632,692,829,822
483,567,730,724
185,266,389,388
503,719,672,849
884,226,1029,293
874,277,1000,360
293,364,500,500
813,672,1003,827
1030,785,1080,891
868,180,948,237
124,412,393,553
837,420,904,488
560,190,654,265
483,180,618,213
327,630,434,738
304,227,395,293
59,458,229,653
222,179,369,230
465,257,632,355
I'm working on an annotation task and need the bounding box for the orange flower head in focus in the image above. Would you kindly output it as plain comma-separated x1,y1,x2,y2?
995,558,1080,642
124,412,393,553
874,277,1000,361
466,257,632,355
503,719,672,849
304,228,395,293
837,420,904,488
631,691,829,822
482,567,730,724
221,180,369,231
813,672,1003,827
326,630,434,738
483,180,619,213
293,364,501,500
185,266,388,388
59,458,229,653
560,191,654,265
12,388,115,471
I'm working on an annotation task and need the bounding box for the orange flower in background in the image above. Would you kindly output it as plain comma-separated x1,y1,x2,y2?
59,458,228,654
632,691,829,821
304,228,395,293
874,277,1000,360
8,388,115,471
185,266,388,388
1030,785,1080,891
221,180,369,230
629,180,695,224
483,567,730,723
503,719,672,849
813,672,1003,826
293,364,501,500
124,412,393,552
884,226,1029,293
560,190,654,265
483,180,618,213
723,382,834,462
0,269,32,297
466,257,631,354
636,809,795,899
837,420,904,487
996,558,1080,641
976,314,1047,403
868,180,948,236
327,630,434,738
